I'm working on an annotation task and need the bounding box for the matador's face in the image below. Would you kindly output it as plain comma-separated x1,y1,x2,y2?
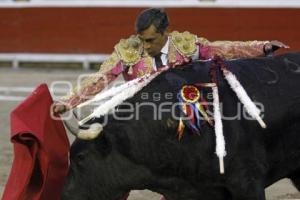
138,24,168,57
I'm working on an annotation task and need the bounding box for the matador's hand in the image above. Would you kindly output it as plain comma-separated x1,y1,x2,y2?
51,101,68,116
264,40,289,55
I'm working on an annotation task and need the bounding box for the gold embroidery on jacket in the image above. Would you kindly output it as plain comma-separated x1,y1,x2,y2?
99,51,120,73
197,37,267,60
170,31,197,57
198,37,210,45
136,55,153,77
62,51,120,100
168,41,177,64
115,35,142,66
143,56,154,74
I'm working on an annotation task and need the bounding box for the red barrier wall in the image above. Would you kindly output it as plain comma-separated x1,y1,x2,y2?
0,7,299,54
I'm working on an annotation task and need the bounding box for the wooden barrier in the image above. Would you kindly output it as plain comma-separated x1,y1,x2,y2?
0,7,299,54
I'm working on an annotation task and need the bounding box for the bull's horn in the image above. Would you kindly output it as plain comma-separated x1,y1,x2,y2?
77,123,103,140
63,120,103,140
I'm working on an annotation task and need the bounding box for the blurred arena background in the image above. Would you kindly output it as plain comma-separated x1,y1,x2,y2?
0,0,300,199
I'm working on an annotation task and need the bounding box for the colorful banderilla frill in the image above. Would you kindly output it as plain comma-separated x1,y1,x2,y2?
177,85,213,140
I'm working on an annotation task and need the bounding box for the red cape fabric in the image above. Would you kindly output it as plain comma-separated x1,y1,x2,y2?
2,84,70,200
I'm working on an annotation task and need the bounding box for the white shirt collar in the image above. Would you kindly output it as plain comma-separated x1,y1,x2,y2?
160,37,169,55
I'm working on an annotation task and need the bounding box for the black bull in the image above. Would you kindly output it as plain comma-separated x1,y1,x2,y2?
62,52,300,200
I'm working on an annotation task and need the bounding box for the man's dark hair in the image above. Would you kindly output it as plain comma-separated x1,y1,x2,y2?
135,8,169,34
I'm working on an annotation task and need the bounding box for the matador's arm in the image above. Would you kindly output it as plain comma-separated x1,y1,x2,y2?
59,35,143,110
60,52,123,109
198,37,269,60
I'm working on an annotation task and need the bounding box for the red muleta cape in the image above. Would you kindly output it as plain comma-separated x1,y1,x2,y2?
2,84,70,200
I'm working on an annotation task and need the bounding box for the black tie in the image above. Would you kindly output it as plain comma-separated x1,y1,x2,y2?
154,53,163,68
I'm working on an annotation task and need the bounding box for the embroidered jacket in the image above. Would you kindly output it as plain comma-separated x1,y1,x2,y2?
61,31,268,108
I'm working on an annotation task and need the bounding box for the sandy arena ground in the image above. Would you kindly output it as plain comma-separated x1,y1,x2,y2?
0,68,299,200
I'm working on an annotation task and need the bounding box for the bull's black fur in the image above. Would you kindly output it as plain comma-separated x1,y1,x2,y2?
62,52,300,200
